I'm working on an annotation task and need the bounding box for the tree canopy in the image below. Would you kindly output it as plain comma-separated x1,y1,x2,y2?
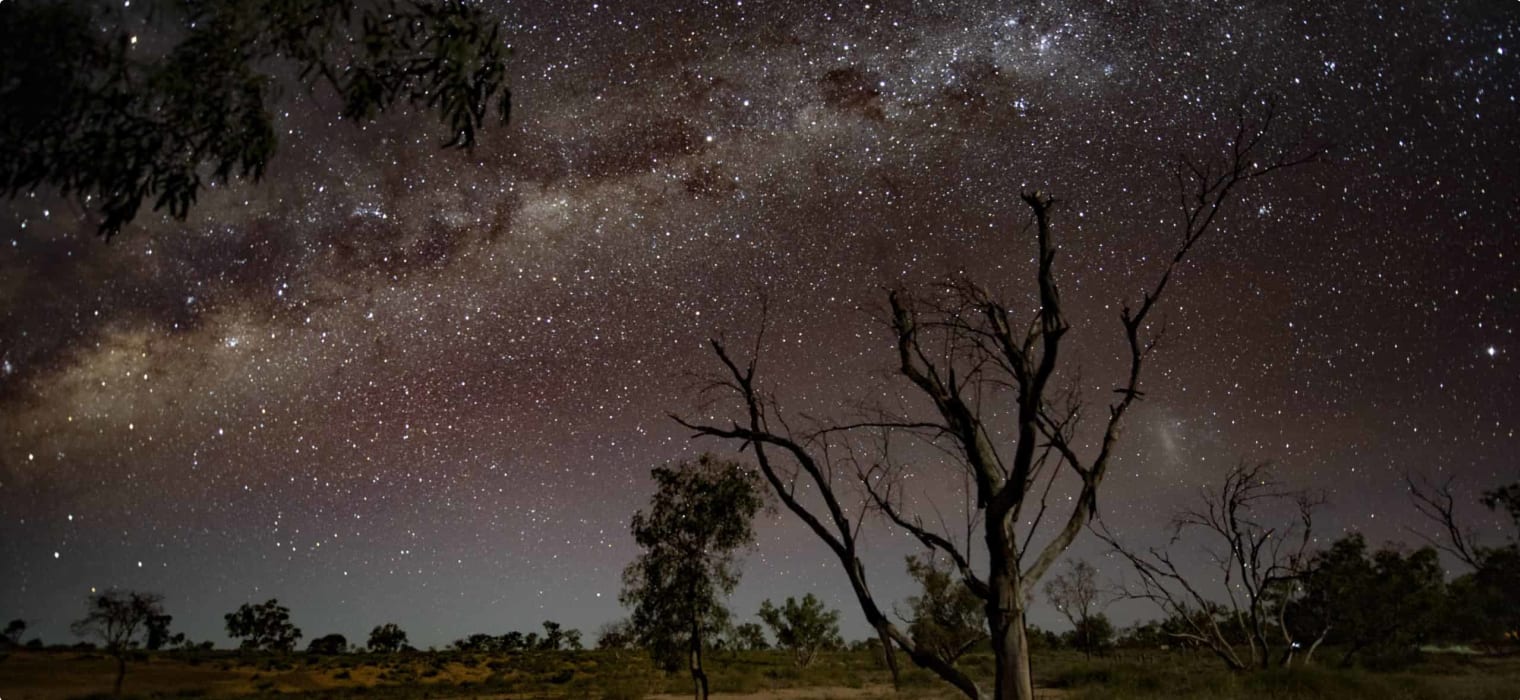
905,555,986,665
0,0,510,237
759,594,844,668
621,454,765,700
308,633,349,654
1294,534,1445,667
224,599,302,652
71,590,169,696
367,623,408,653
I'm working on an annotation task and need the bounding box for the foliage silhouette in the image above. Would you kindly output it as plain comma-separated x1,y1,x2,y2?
368,623,408,653
0,0,511,238
225,598,302,652
3,618,25,645
71,589,168,697
1293,534,1444,667
308,633,349,654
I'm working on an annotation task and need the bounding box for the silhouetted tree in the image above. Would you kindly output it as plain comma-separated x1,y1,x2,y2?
143,611,178,651
452,632,497,652
539,620,566,650
307,633,348,655
732,622,770,651
1063,615,1114,656
0,0,511,238
621,455,765,700
904,555,986,666
3,619,24,645
1446,548,1520,649
1285,535,1363,664
1292,534,1444,667
1408,476,1520,648
1044,559,1108,659
225,599,302,652
367,623,408,653
1100,462,1321,670
1115,621,1166,649
1023,625,1062,652
675,105,1316,700
596,619,637,654
71,590,167,697
1408,474,1487,568
759,594,843,668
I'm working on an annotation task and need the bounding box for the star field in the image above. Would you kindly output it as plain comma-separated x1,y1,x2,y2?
2,1,1516,648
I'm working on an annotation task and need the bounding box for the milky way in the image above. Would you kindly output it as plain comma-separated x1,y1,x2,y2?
2,1,1516,648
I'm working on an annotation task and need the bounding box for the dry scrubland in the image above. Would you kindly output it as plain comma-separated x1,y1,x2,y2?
3,647,1520,700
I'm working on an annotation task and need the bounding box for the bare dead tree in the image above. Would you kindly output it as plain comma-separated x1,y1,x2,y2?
1097,461,1322,671
674,105,1317,700
1405,473,1484,569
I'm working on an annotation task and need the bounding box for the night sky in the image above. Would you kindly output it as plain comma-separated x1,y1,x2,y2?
2,1,1517,649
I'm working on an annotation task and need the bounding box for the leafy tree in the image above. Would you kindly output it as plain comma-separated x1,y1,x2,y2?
1044,559,1107,659
452,632,496,652
1062,614,1114,656
224,599,302,652
732,622,769,651
1294,534,1445,667
1471,483,1520,646
564,628,584,651
621,455,765,700
539,620,566,650
597,620,636,648
1287,535,1367,663
1115,621,1165,649
905,554,985,665
307,633,348,655
143,611,179,651
500,630,526,650
367,623,408,653
1446,547,1520,649
1482,483,1520,530
1407,477,1520,649
1022,625,1062,652
758,594,843,668
3,619,25,645
0,0,511,238
71,590,167,697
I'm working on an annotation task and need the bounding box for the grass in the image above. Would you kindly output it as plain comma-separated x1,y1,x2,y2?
1037,649,1520,700
0,646,1515,700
